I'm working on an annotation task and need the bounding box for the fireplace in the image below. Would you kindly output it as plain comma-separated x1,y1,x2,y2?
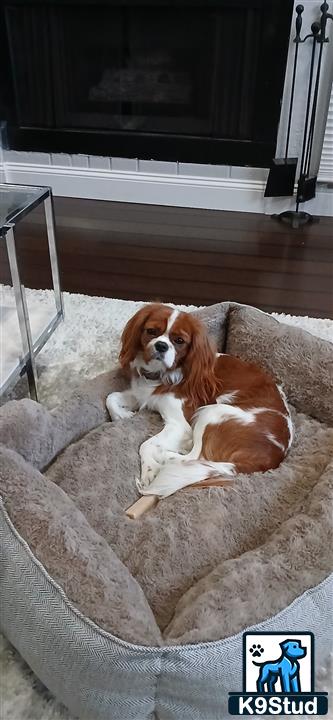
2,1,293,167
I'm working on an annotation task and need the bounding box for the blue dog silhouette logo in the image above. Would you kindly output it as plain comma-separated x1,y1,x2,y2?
244,632,312,695
252,638,306,693
228,631,329,715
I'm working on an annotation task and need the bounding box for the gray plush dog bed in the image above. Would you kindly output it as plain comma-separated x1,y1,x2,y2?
0,302,332,720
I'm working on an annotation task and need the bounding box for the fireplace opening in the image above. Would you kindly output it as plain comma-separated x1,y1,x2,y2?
3,1,293,166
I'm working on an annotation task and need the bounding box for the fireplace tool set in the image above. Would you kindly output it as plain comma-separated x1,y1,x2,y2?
265,2,332,228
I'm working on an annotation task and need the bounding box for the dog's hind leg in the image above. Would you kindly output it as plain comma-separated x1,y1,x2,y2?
256,678,265,693
257,667,270,693
267,676,277,693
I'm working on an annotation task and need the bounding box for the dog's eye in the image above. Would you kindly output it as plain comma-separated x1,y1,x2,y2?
174,337,185,345
146,328,158,336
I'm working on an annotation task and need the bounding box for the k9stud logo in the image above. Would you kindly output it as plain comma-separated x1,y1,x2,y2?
228,632,328,715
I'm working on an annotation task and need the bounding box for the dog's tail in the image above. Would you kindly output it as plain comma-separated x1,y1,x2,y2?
138,459,235,498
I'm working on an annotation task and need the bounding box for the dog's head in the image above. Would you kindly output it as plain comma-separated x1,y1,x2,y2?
280,639,307,660
119,303,219,405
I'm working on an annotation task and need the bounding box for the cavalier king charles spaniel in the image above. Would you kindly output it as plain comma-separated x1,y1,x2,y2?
106,304,293,498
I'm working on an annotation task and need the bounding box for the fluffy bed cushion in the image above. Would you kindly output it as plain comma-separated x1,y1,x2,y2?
0,303,332,648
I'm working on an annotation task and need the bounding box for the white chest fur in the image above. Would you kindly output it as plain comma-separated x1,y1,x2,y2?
131,374,158,409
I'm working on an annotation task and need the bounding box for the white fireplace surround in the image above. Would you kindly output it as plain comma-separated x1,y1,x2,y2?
1,1,332,215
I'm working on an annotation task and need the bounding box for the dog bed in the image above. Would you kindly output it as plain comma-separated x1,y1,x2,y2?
0,302,332,720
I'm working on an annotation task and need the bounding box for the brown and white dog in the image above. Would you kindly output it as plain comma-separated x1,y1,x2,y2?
106,304,293,498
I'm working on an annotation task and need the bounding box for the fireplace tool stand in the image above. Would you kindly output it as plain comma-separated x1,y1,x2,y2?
268,2,332,229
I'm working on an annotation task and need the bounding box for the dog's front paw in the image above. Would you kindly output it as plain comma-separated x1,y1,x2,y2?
112,407,135,421
106,393,135,421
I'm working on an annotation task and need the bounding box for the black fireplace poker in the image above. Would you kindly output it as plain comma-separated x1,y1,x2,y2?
268,2,333,229
264,4,304,200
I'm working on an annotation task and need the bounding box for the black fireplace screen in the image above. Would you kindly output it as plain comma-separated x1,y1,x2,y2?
2,1,293,166
57,7,217,136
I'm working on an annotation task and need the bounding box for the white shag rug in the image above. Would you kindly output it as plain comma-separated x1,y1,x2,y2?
1,288,332,720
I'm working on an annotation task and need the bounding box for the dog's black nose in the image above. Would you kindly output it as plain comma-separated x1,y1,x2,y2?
155,341,169,353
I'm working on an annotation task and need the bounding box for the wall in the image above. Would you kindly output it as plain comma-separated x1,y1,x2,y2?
0,124,5,183
319,84,333,182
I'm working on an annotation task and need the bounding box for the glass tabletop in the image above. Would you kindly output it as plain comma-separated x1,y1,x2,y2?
0,183,49,232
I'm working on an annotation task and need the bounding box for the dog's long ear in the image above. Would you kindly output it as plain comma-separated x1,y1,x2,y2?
181,317,220,406
119,305,154,369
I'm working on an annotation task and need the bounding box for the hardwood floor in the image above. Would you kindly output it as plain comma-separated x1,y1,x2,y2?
1,198,332,317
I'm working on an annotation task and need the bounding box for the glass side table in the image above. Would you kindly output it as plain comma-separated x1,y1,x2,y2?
0,184,64,401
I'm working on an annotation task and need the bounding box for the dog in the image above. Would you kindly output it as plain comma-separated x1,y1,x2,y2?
106,303,293,497
253,639,307,693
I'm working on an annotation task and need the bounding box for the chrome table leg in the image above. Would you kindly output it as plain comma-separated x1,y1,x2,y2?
44,192,64,318
5,226,38,401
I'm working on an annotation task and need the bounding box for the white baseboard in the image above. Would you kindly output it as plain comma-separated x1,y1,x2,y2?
3,161,333,215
